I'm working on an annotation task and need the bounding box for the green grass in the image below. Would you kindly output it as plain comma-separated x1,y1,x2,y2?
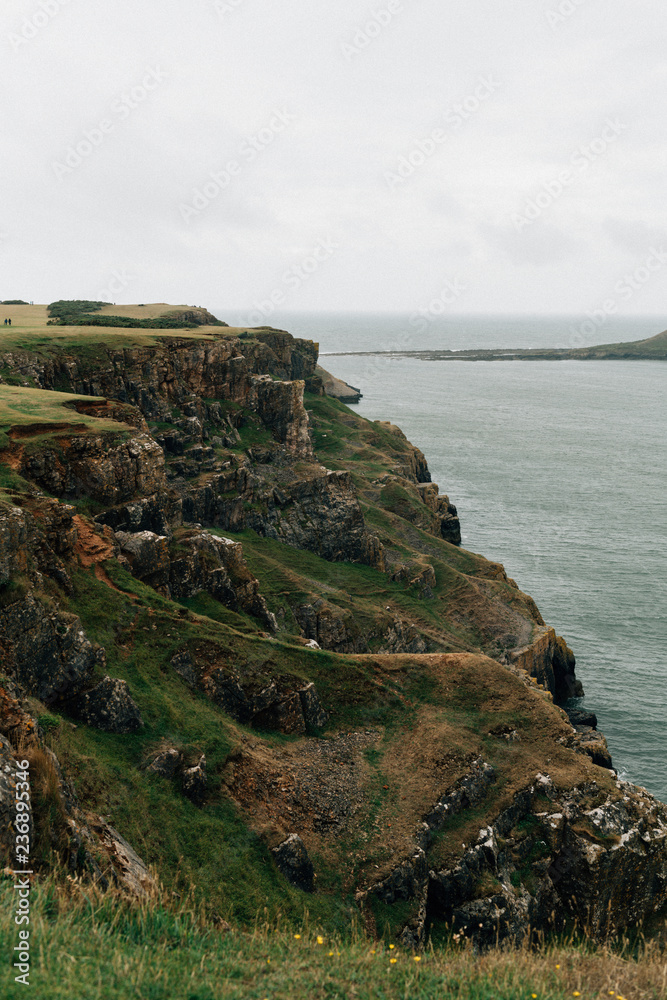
33,561,566,938
0,385,130,436
0,464,35,499
0,879,664,1000
41,566,355,928
210,524,515,661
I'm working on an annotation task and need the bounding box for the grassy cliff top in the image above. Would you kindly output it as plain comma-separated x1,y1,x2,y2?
0,384,131,436
0,303,262,353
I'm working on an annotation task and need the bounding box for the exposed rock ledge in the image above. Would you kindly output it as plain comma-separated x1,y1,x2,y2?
359,767,667,948
316,364,363,403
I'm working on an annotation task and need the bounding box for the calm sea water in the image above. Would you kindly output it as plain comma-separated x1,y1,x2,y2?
222,311,667,802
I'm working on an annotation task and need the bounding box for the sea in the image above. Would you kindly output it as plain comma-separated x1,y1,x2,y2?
221,311,667,804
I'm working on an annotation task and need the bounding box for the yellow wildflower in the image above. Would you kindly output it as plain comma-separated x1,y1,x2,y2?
389,943,395,950
414,955,422,962
316,936,324,945
390,958,397,964
294,934,301,940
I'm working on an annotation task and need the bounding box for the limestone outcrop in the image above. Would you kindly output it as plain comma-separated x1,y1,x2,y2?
72,676,143,734
508,626,581,701
294,600,427,655
316,364,363,403
170,646,329,736
0,330,318,450
376,475,461,546
180,467,385,570
0,597,104,704
373,422,431,483
360,769,667,948
7,430,166,506
115,527,277,630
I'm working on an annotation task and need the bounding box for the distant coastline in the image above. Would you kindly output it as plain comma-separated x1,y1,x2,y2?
323,327,667,362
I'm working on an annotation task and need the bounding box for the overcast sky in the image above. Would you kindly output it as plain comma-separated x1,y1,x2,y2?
2,0,666,316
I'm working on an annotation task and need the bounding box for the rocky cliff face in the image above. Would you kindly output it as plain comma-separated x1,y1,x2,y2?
13,431,166,505
0,331,317,420
115,526,277,631
0,316,660,947
379,769,667,948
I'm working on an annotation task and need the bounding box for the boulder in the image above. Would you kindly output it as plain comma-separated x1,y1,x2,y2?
298,683,329,731
182,754,207,806
567,707,598,729
0,597,103,704
115,530,170,589
271,833,315,892
75,677,143,734
146,748,182,779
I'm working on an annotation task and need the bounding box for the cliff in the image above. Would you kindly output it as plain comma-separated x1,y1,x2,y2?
0,306,664,949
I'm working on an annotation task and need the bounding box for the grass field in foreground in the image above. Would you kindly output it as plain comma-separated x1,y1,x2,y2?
0,880,664,1000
